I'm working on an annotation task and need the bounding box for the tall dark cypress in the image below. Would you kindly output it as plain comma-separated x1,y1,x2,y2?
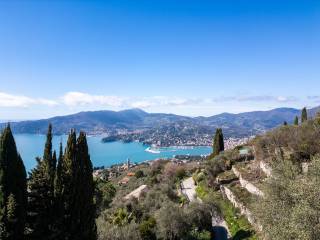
44,124,56,187
53,142,64,239
294,116,299,125
55,131,96,240
71,132,96,240
54,142,63,198
213,128,224,157
301,107,308,123
27,124,56,239
0,125,27,240
56,130,77,239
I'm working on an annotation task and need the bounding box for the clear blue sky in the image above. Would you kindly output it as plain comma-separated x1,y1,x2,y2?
0,0,319,119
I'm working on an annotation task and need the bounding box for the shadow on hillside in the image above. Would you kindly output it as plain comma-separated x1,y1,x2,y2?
232,229,253,240
213,226,228,240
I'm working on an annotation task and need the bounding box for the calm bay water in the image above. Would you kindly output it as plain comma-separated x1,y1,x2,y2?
14,134,211,172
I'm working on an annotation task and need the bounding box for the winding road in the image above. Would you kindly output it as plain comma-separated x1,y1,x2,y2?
181,177,230,240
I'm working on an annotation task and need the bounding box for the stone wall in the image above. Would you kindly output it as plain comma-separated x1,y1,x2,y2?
232,166,264,197
220,185,263,232
259,160,272,177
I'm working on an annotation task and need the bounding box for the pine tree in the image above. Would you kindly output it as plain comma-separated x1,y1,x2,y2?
0,125,27,240
213,128,224,156
294,116,299,125
27,124,57,239
301,107,308,123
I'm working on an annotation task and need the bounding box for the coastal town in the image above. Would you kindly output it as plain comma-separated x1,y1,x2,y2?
102,124,255,148
93,136,253,181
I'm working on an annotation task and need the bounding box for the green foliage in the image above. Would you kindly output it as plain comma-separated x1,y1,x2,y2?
0,125,27,240
139,217,156,240
301,107,308,123
254,118,320,163
110,208,132,226
294,116,299,125
73,132,97,240
187,230,211,240
315,112,320,125
0,125,97,240
175,167,186,180
97,161,214,240
96,220,140,240
163,162,186,182
95,180,116,211
192,171,205,185
195,184,209,200
27,124,57,239
179,195,188,205
196,185,256,240
6,194,16,222
155,202,190,239
213,128,224,157
253,156,320,240
135,170,144,178
204,156,228,188
54,130,97,239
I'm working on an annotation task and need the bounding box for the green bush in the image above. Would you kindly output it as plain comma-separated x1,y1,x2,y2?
135,170,144,178
95,180,116,211
139,217,156,240
188,230,212,240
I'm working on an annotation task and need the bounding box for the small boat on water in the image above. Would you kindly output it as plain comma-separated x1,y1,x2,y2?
145,147,160,154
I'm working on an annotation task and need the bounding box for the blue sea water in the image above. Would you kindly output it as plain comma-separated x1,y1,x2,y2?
13,134,211,173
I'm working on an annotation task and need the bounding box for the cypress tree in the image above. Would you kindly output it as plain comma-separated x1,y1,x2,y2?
55,131,96,240
294,116,299,125
53,142,64,239
315,112,320,125
301,107,308,123
71,132,96,240
27,124,56,239
54,142,63,198
0,125,27,240
213,128,224,156
44,124,56,188
55,130,77,239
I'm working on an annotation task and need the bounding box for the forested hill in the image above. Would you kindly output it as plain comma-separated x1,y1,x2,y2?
2,106,319,137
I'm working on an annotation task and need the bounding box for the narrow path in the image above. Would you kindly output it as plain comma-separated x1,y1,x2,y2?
181,177,200,202
181,177,230,240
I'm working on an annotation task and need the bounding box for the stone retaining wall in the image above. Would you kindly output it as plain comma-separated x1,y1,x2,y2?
220,185,263,232
259,160,272,177
232,167,264,197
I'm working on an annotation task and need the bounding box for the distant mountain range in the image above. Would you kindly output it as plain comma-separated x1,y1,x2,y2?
2,106,319,137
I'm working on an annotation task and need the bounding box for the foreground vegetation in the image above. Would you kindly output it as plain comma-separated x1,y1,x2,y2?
0,125,96,239
96,160,218,240
251,112,320,239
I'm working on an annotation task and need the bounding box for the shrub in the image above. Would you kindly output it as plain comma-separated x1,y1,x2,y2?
135,170,144,178
175,167,186,180
252,156,320,239
95,180,116,211
139,217,156,240
163,162,186,182
188,230,212,240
